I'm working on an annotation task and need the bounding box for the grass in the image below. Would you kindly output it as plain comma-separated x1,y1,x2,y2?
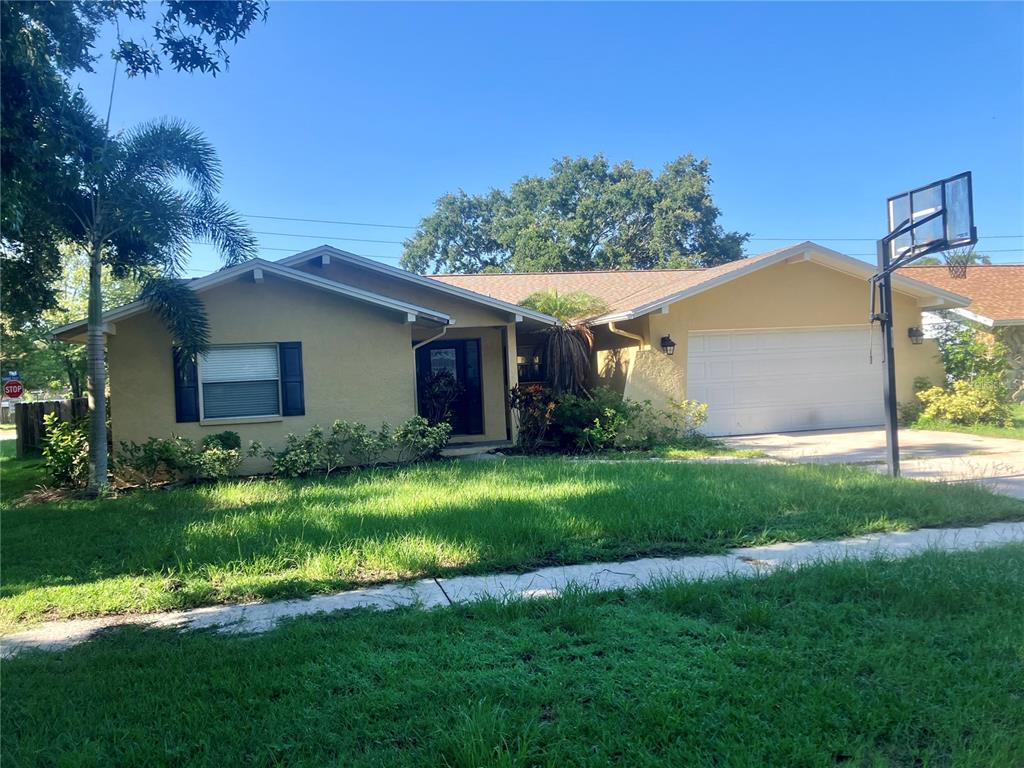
0,437,45,501
581,436,766,461
3,546,1023,767
911,403,1024,440
2,458,1021,630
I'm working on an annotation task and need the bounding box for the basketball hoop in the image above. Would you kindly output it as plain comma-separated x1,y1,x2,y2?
944,249,973,279
870,171,978,479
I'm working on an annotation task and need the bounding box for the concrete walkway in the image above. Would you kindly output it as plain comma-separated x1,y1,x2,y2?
3,521,1022,658
725,428,1024,499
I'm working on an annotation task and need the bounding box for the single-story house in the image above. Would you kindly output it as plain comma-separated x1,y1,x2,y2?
904,264,1024,401
53,241,968,464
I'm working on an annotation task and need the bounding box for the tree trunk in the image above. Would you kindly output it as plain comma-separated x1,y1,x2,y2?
86,244,108,494
64,357,83,399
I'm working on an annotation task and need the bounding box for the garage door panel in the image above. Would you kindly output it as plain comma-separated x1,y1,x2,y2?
688,327,883,436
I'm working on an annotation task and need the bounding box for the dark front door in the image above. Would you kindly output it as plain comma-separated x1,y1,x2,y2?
415,339,483,435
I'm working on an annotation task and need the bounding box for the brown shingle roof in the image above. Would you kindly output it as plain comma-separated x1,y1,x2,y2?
429,246,795,320
900,265,1024,324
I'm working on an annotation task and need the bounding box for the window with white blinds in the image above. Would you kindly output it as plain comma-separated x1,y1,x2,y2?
199,345,280,420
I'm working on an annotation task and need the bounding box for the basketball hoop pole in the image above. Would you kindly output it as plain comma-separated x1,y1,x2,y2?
875,238,901,477
872,171,977,478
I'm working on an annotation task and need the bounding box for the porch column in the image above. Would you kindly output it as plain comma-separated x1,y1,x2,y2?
503,321,519,443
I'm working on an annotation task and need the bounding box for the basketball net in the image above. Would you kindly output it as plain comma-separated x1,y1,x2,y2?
944,249,972,279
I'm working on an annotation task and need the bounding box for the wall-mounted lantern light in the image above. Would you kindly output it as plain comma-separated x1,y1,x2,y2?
660,335,677,356
907,327,925,345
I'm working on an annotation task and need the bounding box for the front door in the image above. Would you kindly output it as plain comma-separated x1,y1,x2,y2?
415,339,484,435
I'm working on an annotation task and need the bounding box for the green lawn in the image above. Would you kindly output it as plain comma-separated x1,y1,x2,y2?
912,403,1024,440
2,458,1021,630
581,436,766,461
3,547,1023,767
0,437,44,501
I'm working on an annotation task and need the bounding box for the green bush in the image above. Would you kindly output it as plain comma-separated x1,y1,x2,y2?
202,431,241,451
508,384,556,452
936,322,1009,384
41,413,90,488
916,376,1014,427
510,385,710,454
551,388,628,451
898,377,934,426
250,417,452,478
393,416,452,463
113,433,242,487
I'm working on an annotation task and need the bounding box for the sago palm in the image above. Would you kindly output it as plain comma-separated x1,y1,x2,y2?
70,117,257,492
519,290,607,396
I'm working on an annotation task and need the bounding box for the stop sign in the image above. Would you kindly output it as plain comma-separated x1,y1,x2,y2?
3,379,24,399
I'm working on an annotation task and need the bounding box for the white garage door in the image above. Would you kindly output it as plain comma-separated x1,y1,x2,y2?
687,326,884,436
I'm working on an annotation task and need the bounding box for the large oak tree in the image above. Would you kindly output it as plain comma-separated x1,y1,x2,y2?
402,155,748,274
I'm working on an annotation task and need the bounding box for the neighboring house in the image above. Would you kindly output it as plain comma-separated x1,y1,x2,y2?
903,264,1024,401
53,241,966,467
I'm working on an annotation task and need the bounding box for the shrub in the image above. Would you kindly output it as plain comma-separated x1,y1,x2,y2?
916,376,1014,427
250,417,452,478
418,370,462,426
508,383,557,452
202,431,241,451
192,446,243,480
898,377,933,426
393,416,452,463
509,384,710,454
616,397,708,450
552,387,629,451
113,436,198,488
41,413,90,488
936,322,1009,384
113,432,243,487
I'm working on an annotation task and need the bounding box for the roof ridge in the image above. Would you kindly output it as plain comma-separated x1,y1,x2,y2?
431,267,707,277
902,263,1024,268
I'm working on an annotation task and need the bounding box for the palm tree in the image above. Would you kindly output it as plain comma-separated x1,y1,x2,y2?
70,118,256,492
519,290,607,396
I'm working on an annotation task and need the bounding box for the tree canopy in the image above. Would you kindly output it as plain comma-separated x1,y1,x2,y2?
0,0,267,325
401,155,748,275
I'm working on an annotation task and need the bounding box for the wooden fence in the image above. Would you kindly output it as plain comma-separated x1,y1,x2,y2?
14,398,89,457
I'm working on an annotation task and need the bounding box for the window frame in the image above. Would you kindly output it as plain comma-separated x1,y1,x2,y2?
196,343,284,425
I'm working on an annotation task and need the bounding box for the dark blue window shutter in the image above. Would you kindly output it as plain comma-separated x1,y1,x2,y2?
173,349,200,423
279,342,305,416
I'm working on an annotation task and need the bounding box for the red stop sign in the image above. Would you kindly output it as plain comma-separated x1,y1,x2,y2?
3,379,24,399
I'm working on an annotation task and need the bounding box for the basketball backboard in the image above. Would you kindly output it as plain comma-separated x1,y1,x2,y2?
886,171,976,262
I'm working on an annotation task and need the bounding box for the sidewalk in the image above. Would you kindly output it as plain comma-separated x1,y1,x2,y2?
3,520,1022,658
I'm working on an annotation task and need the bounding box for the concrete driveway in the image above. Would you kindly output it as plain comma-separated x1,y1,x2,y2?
724,428,1024,500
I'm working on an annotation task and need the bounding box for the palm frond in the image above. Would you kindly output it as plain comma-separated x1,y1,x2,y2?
105,180,191,274
141,275,210,355
119,118,222,197
520,290,607,323
187,194,259,265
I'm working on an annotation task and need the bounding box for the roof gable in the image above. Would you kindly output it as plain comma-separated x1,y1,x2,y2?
279,245,558,326
51,259,450,341
430,242,971,323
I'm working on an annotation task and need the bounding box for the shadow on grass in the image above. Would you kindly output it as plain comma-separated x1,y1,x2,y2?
1,460,1022,616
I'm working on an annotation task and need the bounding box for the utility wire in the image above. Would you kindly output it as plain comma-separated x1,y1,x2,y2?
252,230,405,245
244,213,417,230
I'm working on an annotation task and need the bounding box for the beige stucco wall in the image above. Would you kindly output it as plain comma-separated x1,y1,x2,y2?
594,259,945,409
107,273,418,472
303,258,519,441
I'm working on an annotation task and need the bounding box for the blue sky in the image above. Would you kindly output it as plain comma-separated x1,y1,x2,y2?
77,2,1024,273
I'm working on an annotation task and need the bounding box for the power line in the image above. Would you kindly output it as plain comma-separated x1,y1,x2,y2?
253,230,405,245
244,213,418,230
745,236,1024,241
